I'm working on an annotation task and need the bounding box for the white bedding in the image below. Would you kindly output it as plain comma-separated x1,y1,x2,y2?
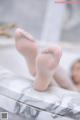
60,50,80,74
0,43,79,78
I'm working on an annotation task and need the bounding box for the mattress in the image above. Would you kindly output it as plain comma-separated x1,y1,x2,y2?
0,66,80,120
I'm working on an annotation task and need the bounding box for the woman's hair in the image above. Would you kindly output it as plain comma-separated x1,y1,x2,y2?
71,59,80,82
71,59,80,70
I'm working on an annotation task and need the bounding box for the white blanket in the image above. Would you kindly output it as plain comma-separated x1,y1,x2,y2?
0,45,79,77
60,50,80,74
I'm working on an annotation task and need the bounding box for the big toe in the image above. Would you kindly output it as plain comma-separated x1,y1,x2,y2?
15,28,35,41
15,28,22,39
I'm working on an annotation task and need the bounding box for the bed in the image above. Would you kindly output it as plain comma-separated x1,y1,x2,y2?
0,38,80,120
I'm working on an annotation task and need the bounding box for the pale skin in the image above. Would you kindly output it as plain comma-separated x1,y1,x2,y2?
15,28,77,91
71,61,80,91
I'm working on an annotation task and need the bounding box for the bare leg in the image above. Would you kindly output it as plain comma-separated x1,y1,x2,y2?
54,66,77,91
15,28,77,91
15,28,38,76
34,46,62,91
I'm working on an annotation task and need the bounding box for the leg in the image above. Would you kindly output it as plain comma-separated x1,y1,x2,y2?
34,46,62,91
54,66,77,91
15,28,38,76
15,29,77,91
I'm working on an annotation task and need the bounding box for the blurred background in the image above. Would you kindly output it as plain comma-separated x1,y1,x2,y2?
0,0,46,39
0,0,80,118
0,0,80,42
0,0,80,76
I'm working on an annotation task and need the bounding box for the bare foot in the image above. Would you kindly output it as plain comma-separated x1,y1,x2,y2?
34,46,62,91
15,28,38,76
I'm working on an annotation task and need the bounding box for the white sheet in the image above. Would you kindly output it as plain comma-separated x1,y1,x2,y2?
0,45,79,78
60,50,80,74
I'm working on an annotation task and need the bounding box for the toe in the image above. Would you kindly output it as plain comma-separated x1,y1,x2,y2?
15,28,35,42
15,28,22,39
43,46,62,62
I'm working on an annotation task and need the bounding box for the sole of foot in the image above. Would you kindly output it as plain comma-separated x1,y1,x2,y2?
34,46,62,91
15,28,38,76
